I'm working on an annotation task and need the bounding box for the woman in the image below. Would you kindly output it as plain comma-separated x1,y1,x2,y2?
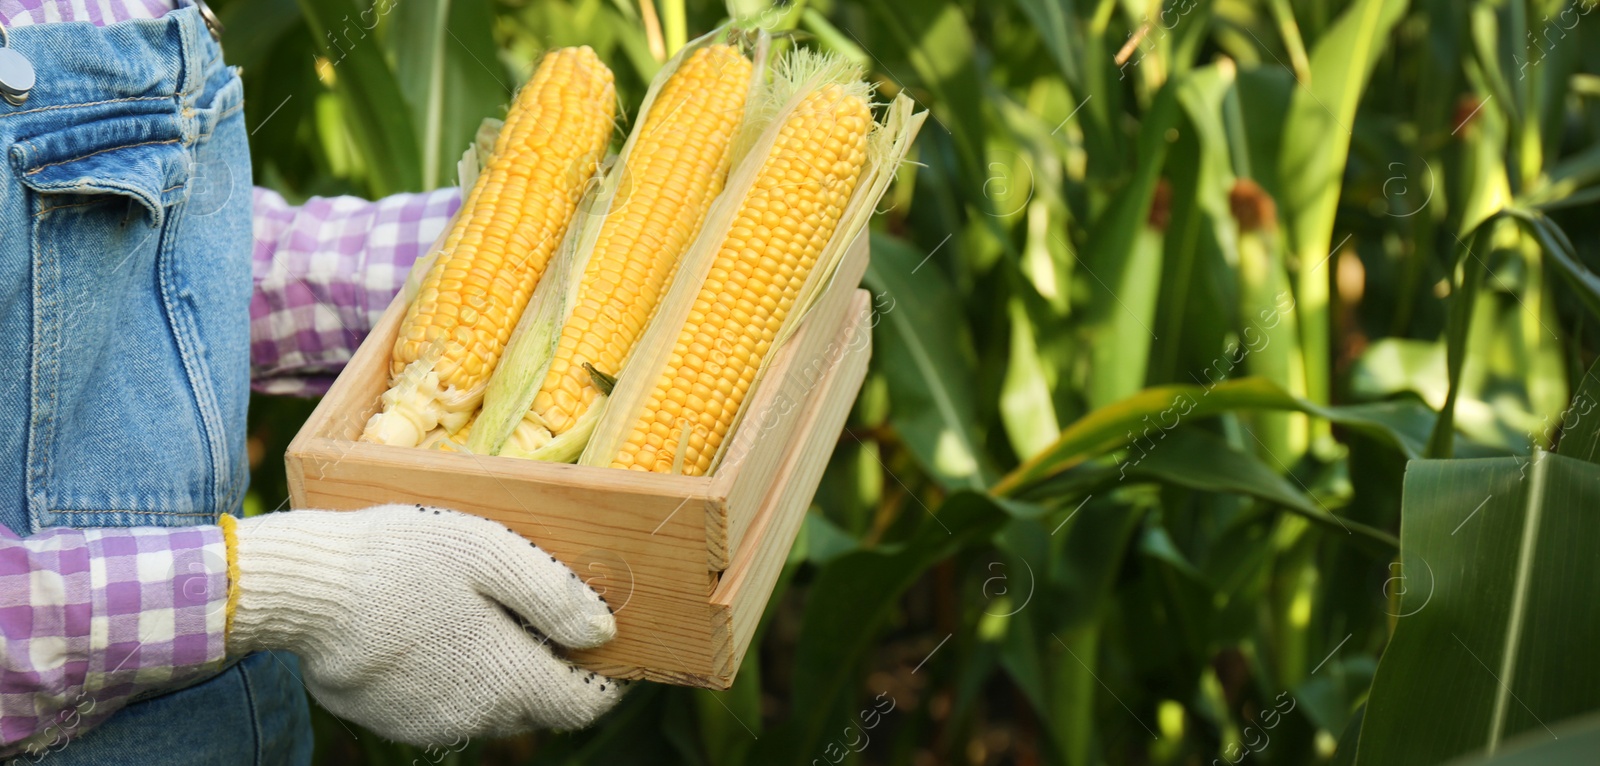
0,2,622,761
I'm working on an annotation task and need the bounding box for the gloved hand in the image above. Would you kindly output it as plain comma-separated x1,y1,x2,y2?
221,504,626,745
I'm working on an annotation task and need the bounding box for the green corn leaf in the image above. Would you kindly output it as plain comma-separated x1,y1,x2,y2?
1427,219,1492,459
1444,711,1600,765
1008,427,1396,550
1125,428,1397,550
1508,208,1600,322
1330,705,1366,766
390,0,507,190
754,490,1014,764
1554,357,1600,465
1008,0,1084,89
859,0,989,213
1153,62,1237,385
996,377,1427,497
1278,0,1409,417
1001,297,1062,460
863,232,997,489
1429,209,1590,458
216,0,300,72
1522,143,1600,207
296,0,422,195
1356,452,1600,762
1228,67,1294,193
1081,80,1182,408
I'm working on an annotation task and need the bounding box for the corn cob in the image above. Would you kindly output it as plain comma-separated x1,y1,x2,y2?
535,44,752,437
362,47,615,447
608,82,873,475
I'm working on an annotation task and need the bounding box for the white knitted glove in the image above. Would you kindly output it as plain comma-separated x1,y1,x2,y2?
225,504,626,745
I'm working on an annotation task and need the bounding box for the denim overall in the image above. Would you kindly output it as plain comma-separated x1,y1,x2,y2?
1,9,310,763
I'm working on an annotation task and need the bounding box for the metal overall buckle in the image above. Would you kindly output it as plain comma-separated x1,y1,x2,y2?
190,0,225,42
0,3,221,109
0,22,35,106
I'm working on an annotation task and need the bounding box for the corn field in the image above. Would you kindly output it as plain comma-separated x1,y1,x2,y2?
225,0,1600,763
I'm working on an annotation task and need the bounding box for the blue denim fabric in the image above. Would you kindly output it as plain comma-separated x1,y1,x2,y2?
1,9,311,763
0,10,250,533
30,651,312,766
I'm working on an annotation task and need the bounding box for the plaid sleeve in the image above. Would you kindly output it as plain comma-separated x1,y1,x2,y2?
249,186,462,397
0,524,228,759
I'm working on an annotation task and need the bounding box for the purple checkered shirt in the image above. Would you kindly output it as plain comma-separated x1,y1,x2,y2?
0,526,227,756
0,2,465,755
251,187,462,396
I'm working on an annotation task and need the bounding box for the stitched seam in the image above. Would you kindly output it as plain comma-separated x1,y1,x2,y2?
51,509,221,517
179,7,201,103
207,101,244,130
236,654,264,766
200,101,243,133
33,200,102,217
28,201,61,532
31,189,179,220
157,200,230,519
24,139,181,175
33,197,168,217
0,96,170,121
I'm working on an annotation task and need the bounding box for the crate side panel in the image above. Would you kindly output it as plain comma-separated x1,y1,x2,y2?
292,442,720,680
710,290,873,680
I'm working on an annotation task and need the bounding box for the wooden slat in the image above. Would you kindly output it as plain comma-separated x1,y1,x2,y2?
291,438,719,678
708,290,873,684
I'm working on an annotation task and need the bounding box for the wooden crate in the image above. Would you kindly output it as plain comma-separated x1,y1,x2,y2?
285,236,873,688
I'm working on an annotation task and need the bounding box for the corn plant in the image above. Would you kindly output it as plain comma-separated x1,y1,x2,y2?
222,0,1600,763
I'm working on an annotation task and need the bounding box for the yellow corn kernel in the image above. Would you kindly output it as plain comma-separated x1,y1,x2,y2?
362,47,615,447
610,84,871,475
530,44,752,438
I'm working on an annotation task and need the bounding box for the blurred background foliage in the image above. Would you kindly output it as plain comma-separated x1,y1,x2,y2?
216,0,1600,763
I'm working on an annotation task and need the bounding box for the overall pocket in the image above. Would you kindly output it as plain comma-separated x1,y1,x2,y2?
12,113,226,525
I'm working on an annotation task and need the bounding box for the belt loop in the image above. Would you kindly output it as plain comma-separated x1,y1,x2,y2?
175,10,201,146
